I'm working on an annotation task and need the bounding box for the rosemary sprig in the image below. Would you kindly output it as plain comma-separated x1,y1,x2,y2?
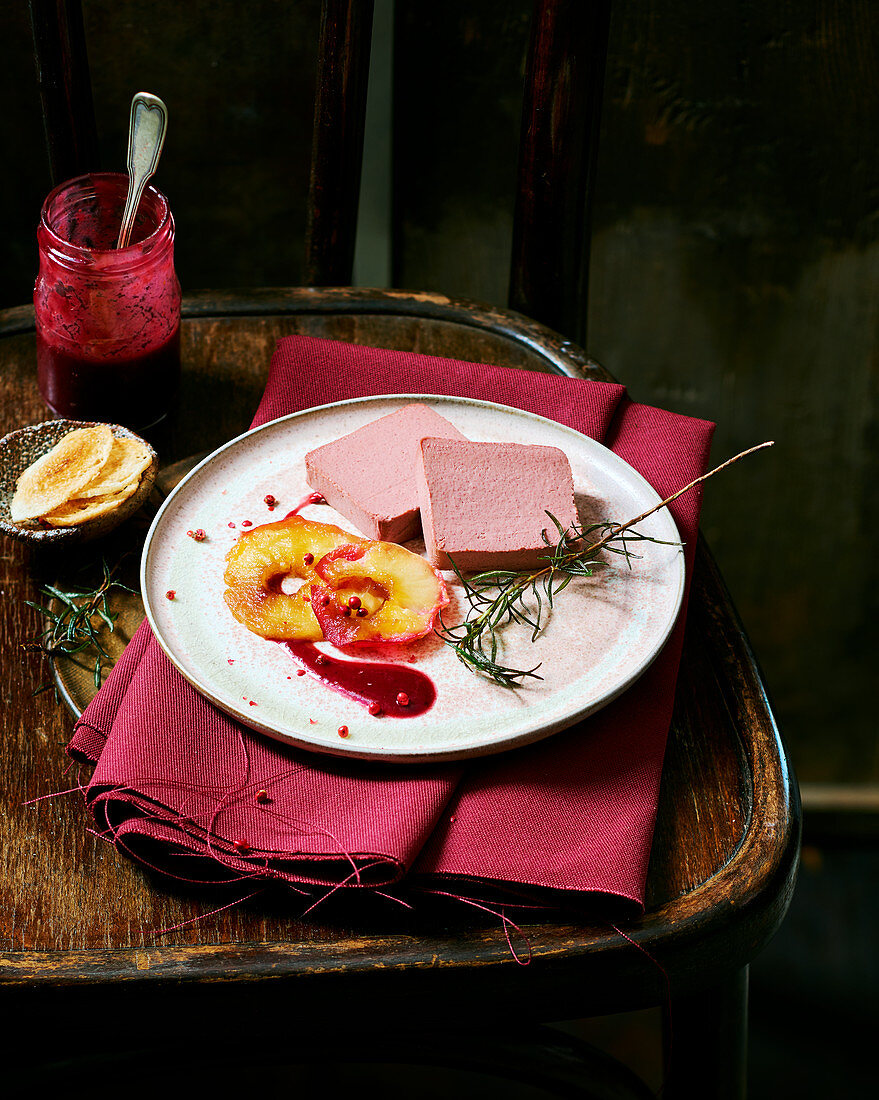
437,441,774,685
22,556,136,689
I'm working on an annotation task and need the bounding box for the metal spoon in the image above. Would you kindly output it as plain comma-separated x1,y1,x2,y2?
115,92,168,249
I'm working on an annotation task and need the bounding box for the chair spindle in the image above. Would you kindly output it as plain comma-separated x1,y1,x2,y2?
305,0,375,286
509,0,612,347
28,0,99,185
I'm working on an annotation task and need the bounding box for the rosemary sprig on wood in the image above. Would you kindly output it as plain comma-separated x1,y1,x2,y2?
22,557,136,689
437,441,773,686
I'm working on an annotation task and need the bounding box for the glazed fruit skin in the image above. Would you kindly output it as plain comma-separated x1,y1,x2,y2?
312,540,449,645
223,515,448,645
223,515,370,640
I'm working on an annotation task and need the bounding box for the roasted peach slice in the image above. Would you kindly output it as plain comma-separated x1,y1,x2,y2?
311,540,449,645
223,515,372,640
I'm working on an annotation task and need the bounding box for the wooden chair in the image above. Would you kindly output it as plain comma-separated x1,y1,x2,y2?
1,3,800,1097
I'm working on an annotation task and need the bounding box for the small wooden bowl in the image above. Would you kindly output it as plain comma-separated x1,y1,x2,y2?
0,419,158,546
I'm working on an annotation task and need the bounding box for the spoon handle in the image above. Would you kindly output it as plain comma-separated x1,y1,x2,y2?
116,92,168,249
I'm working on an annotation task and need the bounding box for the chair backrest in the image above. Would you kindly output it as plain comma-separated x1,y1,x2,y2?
27,0,610,345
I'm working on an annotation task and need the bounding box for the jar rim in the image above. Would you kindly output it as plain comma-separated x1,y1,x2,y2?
39,171,173,259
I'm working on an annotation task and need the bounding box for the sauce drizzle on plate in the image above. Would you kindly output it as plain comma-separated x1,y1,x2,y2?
281,641,435,718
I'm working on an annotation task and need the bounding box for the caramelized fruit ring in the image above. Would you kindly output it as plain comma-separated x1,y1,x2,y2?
312,540,449,645
223,515,370,640
223,515,448,645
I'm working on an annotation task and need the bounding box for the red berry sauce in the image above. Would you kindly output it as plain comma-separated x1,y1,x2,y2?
281,642,435,718
285,491,327,518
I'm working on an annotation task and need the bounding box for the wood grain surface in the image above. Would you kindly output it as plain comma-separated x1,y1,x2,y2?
0,293,797,1044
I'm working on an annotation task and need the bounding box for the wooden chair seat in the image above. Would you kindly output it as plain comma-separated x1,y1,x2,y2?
0,289,799,1098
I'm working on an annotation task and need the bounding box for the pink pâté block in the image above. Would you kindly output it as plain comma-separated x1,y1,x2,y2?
305,403,468,542
417,438,578,572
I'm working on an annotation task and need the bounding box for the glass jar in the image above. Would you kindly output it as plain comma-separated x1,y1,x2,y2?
34,172,181,429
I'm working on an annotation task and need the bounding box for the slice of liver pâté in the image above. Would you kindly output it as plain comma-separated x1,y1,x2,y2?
305,403,468,542
416,437,578,572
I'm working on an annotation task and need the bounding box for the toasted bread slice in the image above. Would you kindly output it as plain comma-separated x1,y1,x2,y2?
10,425,113,522
78,436,152,498
42,483,139,527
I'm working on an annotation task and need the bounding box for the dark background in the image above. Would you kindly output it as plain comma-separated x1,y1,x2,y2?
2,3,877,1093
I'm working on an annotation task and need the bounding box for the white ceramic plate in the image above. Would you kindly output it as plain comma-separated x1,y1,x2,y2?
141,395,684,762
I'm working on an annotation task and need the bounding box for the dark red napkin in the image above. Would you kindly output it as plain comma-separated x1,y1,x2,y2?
69,336,713,910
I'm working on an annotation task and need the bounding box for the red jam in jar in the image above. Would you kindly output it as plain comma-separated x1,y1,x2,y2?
34,172,181,429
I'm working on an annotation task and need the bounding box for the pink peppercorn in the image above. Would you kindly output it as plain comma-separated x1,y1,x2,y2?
165,590,176,600
396,692,410,707
303,552,314,565
338,725,349,738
